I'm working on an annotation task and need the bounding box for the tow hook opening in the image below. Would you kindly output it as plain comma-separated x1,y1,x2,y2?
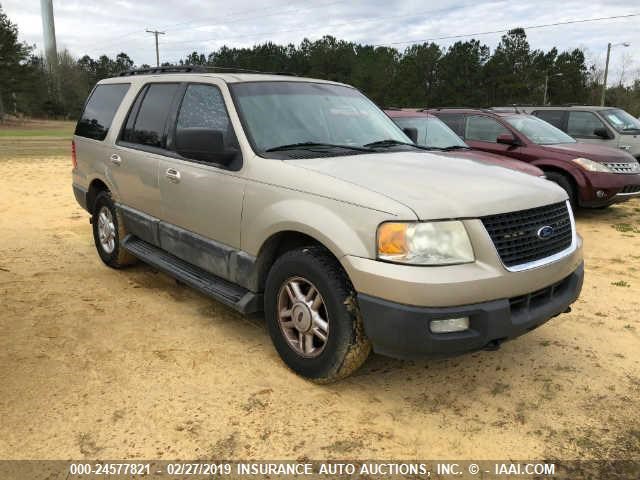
483,338,505,351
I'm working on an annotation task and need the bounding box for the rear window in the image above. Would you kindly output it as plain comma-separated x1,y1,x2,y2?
75,84,130,141
533,110,565,129
121,83,180,148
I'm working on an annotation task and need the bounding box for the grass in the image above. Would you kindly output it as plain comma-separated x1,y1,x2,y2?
612,223,640,234
611,280,631,288
0,119,73,158
0,128,73,138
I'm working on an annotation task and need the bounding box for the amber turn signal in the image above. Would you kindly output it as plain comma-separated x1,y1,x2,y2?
377,222,408,256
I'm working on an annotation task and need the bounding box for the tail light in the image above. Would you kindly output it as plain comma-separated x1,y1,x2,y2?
71,140,77,169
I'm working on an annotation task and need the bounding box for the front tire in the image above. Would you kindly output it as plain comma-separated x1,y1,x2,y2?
545,171,577,209
264,247,371,382
92,191,136,268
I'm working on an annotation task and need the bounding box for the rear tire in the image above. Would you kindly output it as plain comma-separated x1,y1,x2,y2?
545,171,577,210
264,246,371,382
92,191,136,268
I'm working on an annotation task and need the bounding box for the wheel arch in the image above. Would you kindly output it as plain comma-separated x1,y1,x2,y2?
253,229,343,292
86,178,111,214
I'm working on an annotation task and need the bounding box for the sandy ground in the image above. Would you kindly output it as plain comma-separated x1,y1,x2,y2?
0,154,639,461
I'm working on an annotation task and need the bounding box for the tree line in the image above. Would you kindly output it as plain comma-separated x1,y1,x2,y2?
1,4,639,121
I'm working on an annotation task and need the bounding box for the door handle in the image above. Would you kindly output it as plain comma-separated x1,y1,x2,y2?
165,168,181,183
110,153,122,165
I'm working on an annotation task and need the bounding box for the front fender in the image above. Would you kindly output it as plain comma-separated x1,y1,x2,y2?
242,190,400,261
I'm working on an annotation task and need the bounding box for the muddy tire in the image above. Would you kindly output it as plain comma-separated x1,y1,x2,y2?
92,191,136,268
264,246,371,382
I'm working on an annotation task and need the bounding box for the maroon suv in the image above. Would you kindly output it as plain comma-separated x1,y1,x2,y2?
429,108,640,208
385,109,544,177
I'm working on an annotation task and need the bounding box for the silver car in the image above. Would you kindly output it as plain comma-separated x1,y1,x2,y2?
72,67,583,381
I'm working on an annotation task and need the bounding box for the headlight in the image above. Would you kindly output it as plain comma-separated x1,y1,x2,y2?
572,157,612,173
377,221,474,265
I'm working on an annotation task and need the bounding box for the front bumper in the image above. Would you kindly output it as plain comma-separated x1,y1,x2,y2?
358,262,584,359
580,171,640,206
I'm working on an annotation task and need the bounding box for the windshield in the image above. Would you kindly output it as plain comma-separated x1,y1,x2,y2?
601,109,640,133
505,115,576,145
392,116,468,149
230,81,409,154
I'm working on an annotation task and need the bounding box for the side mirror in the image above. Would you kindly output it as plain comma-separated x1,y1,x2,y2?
402,127,418,143
593,127,612,139
496,133,519,146
175,128,236,164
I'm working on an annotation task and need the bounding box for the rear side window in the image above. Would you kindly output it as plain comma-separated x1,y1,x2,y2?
75,84,130,141
465,116,509,142
122,83,180,148
533,110,565,129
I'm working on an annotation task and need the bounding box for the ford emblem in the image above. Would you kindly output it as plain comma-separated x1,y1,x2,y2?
537,225,554,240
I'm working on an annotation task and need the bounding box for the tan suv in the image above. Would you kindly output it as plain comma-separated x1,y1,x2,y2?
72,67,584,381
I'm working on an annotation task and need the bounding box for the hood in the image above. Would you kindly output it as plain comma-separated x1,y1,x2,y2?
287,151,567,220
440,149,543,176
542,142,637,163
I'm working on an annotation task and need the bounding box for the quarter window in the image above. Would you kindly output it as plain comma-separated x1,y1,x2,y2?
465,116,510,142
567,111,606,137
75,84,130,141
121,83,180,148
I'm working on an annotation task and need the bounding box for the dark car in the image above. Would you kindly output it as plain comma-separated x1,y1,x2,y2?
385,109,544,177
429,108,640,208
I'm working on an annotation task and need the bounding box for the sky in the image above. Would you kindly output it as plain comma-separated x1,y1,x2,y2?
4,0,640,83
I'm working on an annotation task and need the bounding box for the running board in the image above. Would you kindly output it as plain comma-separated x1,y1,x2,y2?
122,235,262,314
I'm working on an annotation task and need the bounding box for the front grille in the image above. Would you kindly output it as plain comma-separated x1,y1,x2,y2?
604,162,640,174
620,185,640,194
481,202,573,268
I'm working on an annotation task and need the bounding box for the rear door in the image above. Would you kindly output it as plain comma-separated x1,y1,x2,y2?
113,82,182,218
532,110,566,130
158,82,245,257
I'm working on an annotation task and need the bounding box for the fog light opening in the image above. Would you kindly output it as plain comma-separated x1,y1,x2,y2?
596,190,606,199
430,317,470,333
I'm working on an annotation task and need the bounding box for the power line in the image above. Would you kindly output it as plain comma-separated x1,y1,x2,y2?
161,4,473,47
88,0,344,52
374,12,640,46
159,10,639,51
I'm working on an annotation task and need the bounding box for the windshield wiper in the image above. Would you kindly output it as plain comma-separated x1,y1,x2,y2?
622,127,640,132
363,139,433,150
439,145,471,151
265,142,372,152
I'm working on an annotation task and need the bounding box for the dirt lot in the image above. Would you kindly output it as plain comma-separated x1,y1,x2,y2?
0,127,639,461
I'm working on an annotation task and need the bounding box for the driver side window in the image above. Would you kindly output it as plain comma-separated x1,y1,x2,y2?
465,116,509,142
567,111,606,138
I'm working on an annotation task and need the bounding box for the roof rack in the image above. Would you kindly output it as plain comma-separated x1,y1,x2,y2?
118,65,300,77
118,66,206,76
421,107,494,113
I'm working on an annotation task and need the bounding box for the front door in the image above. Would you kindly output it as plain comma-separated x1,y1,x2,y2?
463,115,523,160
158,82,245,272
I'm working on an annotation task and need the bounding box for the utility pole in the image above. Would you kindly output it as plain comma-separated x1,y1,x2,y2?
600,41,630,106
146,29,165,67
543,72,563,105
600,43,611,107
